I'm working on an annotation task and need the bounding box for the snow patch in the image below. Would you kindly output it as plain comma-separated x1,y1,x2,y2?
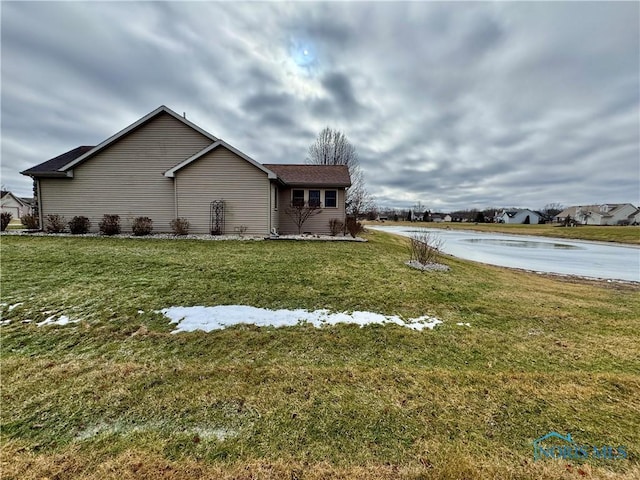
37,315,80,326
456,322,471,327
158,305,442,333
8,302,23,311
0,320,11,326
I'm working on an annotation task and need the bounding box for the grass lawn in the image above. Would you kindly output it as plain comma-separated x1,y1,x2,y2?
365,220,640,245
1,232,639,479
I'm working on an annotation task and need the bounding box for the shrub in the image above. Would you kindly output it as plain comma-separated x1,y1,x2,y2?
99,214,121,235
328,218,344,236
68,216,91,234
345,216,364,238
20,214,39,230
45,214,66,233
408,230,444,265
1,212,12,231
131,216,153,236
170,217,190,236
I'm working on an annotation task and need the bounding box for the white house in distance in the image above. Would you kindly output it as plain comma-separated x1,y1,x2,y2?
0,191,31,219
497,209,541,224
554,204,638,225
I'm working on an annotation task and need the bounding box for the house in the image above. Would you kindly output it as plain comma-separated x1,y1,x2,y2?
0,191,31,219
21,106,350,235
554,204,638,225
497,209,541,224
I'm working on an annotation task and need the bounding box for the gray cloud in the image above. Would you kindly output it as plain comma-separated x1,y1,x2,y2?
1,1,638,211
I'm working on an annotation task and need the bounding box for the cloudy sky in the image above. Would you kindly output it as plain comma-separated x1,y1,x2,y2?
2,1,638,211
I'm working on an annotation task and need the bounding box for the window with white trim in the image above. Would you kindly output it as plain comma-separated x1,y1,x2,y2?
309,190,321,207
324,190,337,208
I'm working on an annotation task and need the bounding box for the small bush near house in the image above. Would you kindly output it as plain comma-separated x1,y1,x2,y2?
99,214,121,236
1,212,12,231
68,216,91,234
45,214,66,233
20,214,39,230
131,216,153,236
170,217,190,236
328,218,344,236
345,216,364,238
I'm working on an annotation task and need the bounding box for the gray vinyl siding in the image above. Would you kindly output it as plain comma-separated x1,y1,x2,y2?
277,188,347,235
175,147,271,235
39,113,212,232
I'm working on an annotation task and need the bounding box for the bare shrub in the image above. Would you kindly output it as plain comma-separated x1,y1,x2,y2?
329,218,344,236
45,214,66,233
408,230,444,265
285,202,322,234
131,216,153,236
68,216,91,234
99,214,121,235
345,216,364,238
170,217,190,236
20,214,39,230
1,212,12,231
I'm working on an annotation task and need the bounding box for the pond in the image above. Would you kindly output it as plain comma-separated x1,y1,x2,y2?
369,226,640,282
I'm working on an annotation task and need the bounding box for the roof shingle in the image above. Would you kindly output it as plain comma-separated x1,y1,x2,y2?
21,146,95,177
264,164,351,187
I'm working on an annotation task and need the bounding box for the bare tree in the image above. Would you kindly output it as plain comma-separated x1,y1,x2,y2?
307,127,373,217
285,202,322,234
541,203,564,218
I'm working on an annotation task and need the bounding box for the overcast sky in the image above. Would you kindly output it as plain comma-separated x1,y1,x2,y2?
2,1,638,211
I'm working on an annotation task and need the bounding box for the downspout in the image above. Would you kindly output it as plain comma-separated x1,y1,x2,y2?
268,180,272,235
36,178,43,229
173,176,178,220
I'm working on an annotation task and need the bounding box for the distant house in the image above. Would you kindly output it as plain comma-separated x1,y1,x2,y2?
0,191,31,218
498,209,541,224
21,106,351,235
554,204,638,225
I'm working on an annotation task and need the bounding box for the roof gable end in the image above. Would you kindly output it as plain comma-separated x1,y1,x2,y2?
164,140,277,179
58,106,218,172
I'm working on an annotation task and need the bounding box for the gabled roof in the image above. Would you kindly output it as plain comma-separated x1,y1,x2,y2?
164,140,277,179
263,164,351,187
0,191,28,207
21,146,94,177
21,106,218,177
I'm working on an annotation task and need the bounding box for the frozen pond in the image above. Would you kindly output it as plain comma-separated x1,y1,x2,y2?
369,226,640,282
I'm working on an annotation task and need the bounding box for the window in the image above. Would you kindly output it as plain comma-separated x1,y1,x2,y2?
309,190,321,207
292,189,304,207
324,190,337,208
274,187,278,210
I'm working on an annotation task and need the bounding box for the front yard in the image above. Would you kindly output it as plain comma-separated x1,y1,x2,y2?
1,232,638,479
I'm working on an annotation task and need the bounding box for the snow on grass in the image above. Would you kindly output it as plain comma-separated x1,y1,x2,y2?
8,302,23,311
158,305,442,333
456,322,471,327
37,315,80,327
